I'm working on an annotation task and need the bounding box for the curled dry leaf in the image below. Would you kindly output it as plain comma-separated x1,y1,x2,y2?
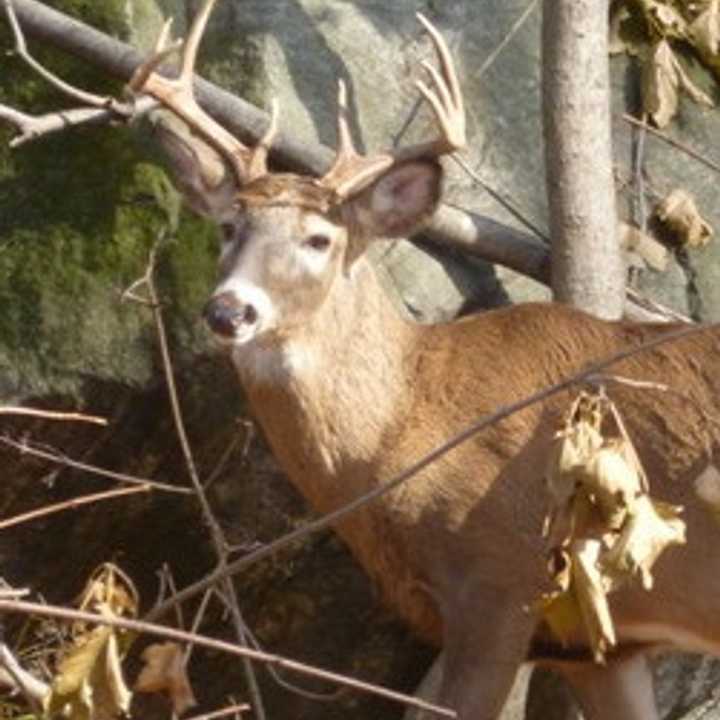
619,222,669,272
655,189,714,247
642,39,714,127
601,495,685,590
540,390,687,662
135,642,197,715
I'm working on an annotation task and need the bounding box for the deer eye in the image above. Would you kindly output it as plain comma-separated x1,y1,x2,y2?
304,234,331,252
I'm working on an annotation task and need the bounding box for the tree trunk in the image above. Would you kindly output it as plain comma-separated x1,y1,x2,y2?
543,0,625,320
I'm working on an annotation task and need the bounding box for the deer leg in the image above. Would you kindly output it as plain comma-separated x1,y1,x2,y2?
438,583,537,720
559,652,658,720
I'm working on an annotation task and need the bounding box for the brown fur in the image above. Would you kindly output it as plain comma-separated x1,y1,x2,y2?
233,248,720,718
182,146,720,718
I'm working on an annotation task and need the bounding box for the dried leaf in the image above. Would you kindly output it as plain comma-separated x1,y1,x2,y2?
601,496,685,590
648,2,688,38
619,222,669,271
539,390,687,662
643,40,680,128
642,39,714,127
655,189,714,247
136,642,196,715
690,0,720,57
46,627,131,720
572,539,616,662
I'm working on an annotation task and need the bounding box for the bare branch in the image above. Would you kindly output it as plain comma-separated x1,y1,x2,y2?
0,435,192,494
0,405,107,425
0,598,457,719
3,0,127,113
0,642,49,710
123,237,267,720
0,96,159,147
0,484,151,531
185,703,252,720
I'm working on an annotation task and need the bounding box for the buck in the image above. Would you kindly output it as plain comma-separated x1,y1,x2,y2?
126,2,720,718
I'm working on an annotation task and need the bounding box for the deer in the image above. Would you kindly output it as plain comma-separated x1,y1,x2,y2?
126,1,720,718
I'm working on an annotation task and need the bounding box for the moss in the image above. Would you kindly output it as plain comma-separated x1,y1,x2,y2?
0,6,219,398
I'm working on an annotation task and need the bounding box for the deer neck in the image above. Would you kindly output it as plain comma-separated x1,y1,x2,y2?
233,257,417,513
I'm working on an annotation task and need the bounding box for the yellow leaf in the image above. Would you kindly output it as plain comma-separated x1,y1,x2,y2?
46,627,131,720
135,642,196,715
601,496,685,590
655,189,714,247
572,539,616,663
539,589,582,648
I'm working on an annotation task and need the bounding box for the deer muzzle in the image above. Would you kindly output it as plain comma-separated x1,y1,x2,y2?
203,291,259,342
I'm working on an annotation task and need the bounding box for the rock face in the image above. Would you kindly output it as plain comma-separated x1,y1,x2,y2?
2,1,720,718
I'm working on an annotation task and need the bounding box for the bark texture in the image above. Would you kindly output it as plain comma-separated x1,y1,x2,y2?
543,0,625,320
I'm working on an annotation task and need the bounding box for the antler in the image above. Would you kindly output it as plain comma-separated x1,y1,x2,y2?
128,0,277,186
319,12,466,200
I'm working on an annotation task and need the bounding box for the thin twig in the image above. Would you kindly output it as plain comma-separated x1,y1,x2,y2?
0,598,456,719
622,113,720,177
587,374,669,393
0,588,29,598
0,406,107,425
126,239,267,720
148,321,719,620
0,484,151,530
3,0,128,113
0,435,191,495
0,97,160,147
475,0,539,79
451,154,550,241
185,703,252,720
0,642,48,711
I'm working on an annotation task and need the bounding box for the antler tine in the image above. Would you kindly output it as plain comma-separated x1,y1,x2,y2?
246,97,279,179
129,0,274,186
319,14,464,201
394,13,466,161
318,80,393,199
179,0,216,84
335,80,357,162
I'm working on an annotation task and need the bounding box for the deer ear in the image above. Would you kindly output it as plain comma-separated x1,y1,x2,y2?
350,160,442,239
151,111,239,219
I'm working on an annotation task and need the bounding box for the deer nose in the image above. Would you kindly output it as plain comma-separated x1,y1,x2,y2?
203,292,258,338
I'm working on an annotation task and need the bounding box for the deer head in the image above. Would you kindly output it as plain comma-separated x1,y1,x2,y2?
130,0,464,351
